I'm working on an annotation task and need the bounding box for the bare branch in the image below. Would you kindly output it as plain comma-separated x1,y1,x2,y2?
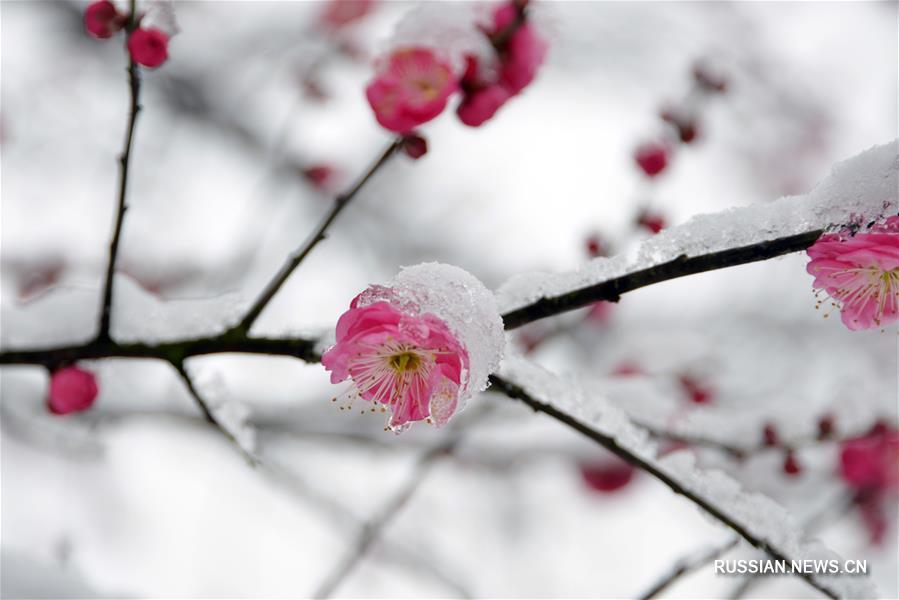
97,43,142,341
312,431,464,599
639,538,740,599
235,138,404,333
173,362,259,466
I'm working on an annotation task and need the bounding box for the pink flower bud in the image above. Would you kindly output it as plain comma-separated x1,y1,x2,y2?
84,0,123,39
636,209,666,234
585,234,606,258
457,84,512,127
48,366,98,415
128,28,169,68
817,414,835,439
401,134,428,160
678,374,713,404
580,459,636,493
782,451,802,476
762,423,779,447
302,164,337,190
634,142,669,177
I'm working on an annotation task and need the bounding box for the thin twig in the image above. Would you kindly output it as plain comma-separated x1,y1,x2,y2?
173,362,259,466
97,47,142,341
312,432,463,599
639,538,740,599
235,138,403,333
489,373,842,599
501,230,823,329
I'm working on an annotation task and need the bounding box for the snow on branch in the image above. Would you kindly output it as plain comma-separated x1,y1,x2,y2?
499,140,898,328
492,354,878,600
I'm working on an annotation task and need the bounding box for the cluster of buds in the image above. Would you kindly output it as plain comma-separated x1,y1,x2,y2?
84,0,173,68
633,59,729,179
365,1,547,133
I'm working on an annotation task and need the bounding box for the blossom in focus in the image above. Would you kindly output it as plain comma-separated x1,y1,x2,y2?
322,263,504,432
320,0,376,29
128,28,169,68
84,0,123,39
365,47,457,133
48,366,98,415
806,215,899,330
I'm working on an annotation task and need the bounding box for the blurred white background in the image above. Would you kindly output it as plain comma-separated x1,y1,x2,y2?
1,1,897,598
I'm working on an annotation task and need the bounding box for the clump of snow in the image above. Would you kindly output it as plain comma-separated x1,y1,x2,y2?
372,262,506,405
499,354,879,599
111,276,245,343
384,3,494,73
498,140,898,312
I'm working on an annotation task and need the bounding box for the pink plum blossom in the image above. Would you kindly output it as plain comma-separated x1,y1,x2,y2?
806,215,899,330
322,294,469,431
365,48,457,133
48,366,98,415
128,28,169,68
84,0,123,39
455,2,548,127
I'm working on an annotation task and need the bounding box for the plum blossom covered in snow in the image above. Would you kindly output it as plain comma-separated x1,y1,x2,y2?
807,215,899,330
322,263,505,432
365,1,548,132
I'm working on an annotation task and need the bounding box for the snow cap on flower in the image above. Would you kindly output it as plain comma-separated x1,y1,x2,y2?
322,263,505,433
806,215,899,330
84,0,124,39
365,47,458,133
48,366,98,415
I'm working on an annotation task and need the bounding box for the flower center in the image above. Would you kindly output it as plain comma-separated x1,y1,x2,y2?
389,351,421,373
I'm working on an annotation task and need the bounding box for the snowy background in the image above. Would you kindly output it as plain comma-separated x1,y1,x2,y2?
2,1,897,598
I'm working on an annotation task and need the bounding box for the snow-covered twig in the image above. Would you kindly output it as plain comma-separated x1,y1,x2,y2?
489,357,876,600
500,140,897,329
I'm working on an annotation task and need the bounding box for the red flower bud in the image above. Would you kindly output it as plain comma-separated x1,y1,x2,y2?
84,0,123,39
128,28,169,68
48,366,98,415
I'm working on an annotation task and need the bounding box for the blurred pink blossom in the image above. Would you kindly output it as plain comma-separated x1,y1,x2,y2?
365,48,457,133
128,28,169,68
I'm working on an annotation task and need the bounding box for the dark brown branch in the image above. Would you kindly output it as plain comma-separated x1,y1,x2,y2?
97,55,142,341
312,433,462,599
0,334,319,368
235,138,403,333
501,230,823,329
489,373,841,599
173,362,258,466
